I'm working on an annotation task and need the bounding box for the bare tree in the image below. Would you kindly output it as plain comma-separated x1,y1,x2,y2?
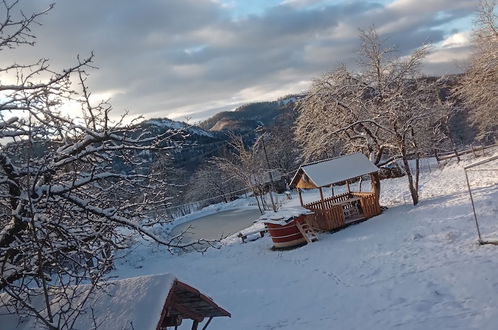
0,1,200,328
295,28,450,205
214,135,270,214
263,110,302,184
185,161,244,206
454,0,498,143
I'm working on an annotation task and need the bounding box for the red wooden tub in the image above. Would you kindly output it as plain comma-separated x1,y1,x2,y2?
258,208,313,249
265,216,306,248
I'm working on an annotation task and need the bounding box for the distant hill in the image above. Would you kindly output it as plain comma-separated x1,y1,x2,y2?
130,118,226,172
199,94,303,134
141,118,216,139
196,76,478,146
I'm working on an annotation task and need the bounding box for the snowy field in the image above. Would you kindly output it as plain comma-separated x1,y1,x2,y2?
115,154,498,330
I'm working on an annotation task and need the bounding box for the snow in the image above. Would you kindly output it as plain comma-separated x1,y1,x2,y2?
256,207,313,225
4,153,497,330
145,118,214,138
292,153,379,187
111,153,498,330
278,96,298,105
0,274,176,330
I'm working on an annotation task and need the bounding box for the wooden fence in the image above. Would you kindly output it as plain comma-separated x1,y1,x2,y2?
352,192,381,218
435,143,498,164
303,192,381,232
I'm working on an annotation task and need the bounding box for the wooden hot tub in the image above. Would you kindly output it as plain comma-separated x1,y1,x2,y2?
258,208,314,249
265,216,307,248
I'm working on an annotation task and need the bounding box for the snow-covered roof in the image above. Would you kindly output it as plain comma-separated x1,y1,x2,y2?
0,274,176,330
291,153,379,188
257,207,313,225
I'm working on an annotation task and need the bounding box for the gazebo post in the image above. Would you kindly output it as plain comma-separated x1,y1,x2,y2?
202,317,214,330
331,185,334,197
319,187,325,209
346,181,351,193
298,188,304,206
370,173,380,200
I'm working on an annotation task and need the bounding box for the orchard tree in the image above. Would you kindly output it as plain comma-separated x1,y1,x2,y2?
263,109,302,183
185,161,244,207
454,0,498,143
0,2,200,328
295,28,450,205
214,134,270,214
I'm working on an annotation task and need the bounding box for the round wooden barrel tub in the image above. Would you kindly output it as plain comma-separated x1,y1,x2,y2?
265,216,306,248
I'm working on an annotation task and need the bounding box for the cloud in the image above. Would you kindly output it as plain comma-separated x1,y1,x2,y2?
440,31,472,48
422,31,473,75
0,0,478,121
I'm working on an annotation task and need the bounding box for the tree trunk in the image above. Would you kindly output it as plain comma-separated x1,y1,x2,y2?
370,173,381,200
253,190,263,214
415,153,420,197
401,149,419,205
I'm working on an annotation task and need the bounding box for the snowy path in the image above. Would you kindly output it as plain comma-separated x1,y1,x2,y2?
169,208,262,243
116,158,498,330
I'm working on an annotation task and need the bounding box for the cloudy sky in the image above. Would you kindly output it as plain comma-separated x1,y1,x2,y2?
3,0,479,122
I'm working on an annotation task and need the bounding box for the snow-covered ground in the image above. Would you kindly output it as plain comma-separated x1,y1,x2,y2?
114,155,498,330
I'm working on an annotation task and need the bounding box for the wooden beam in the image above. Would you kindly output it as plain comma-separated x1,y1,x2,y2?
202,317,214,330
298,189,304,206
346,181,350,193
173,303,204,322
192,320,199,330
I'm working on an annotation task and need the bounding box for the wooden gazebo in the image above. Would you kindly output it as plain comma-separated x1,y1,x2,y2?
290,153,382,231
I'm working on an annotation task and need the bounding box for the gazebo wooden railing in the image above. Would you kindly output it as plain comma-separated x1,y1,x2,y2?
303,192,381,232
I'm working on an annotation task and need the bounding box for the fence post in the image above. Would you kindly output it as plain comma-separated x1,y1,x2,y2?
465,169,483,243
454,149,461,163
434,149,440,168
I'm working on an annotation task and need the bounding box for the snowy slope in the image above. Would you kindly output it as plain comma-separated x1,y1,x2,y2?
145,118,214,137
114,155,498,330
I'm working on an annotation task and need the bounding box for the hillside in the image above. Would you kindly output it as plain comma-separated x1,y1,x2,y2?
133,118,226,171
199,95,303,133
114,153,498,329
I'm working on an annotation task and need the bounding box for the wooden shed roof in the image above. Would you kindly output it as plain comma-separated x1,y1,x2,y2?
290,153,379,189
165,279,231,323
0,273,230,330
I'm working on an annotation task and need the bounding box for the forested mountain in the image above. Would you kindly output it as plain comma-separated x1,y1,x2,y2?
142,75,480,176
199,95,303,134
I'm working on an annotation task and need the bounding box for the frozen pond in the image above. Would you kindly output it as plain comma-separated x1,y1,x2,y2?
169,208,262,244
